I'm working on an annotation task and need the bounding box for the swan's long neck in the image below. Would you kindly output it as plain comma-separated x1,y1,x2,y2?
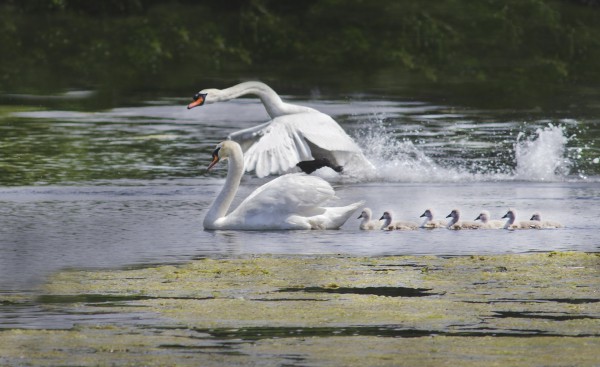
217,82,315,118
203,146,245,228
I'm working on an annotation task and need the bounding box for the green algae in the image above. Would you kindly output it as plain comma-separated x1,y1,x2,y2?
1,252,599,366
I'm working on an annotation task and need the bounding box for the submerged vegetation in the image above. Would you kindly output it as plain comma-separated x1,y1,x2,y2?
1,252,599,365
1,0,600,108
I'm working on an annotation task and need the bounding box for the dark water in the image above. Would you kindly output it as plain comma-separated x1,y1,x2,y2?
1,94,599,295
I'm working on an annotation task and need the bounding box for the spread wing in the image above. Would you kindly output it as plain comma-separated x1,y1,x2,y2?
228,112,363,177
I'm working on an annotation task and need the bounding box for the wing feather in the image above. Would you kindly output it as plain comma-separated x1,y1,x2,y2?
227,111,363,177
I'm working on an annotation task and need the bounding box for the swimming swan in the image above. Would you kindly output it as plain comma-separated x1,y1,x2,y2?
380,211,418,231
357,208,382,230
474,210,504,229
203,141,364,230
530,212,563,228
419,208,446,228
501,209,541,230
445,209,481,230
188,81,374,178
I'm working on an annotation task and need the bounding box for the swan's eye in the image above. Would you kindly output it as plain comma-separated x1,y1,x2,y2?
192,92,207,102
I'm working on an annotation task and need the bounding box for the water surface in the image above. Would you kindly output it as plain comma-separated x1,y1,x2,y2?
1,95,599,293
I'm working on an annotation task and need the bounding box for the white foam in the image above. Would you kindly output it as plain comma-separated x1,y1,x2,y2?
514,124,570,181
354,118,575,183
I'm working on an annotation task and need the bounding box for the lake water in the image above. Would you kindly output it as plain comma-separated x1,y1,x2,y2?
1,93,599,297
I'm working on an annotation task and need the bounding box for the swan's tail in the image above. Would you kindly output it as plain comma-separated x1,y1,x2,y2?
311,200,365,229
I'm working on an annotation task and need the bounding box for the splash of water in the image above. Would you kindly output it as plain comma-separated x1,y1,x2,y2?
354,117,573,182
513,124,571,181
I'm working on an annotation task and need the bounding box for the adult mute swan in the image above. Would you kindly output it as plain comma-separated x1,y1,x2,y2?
474,210,504,229
188,81,374,178
530,212,563,228
357,208,382,230
419,208,446,229
501,209,541,230
379,211,418,231
203,140,364,230
445,209,481,230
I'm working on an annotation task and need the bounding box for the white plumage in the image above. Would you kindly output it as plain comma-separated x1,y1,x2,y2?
188,81,374,178
380,210,418,231
474,210,505,229
357,208,382,230
530,212,563,228
419,208,446,229
502,209,541,230
203,141,364,230
445,209,481,230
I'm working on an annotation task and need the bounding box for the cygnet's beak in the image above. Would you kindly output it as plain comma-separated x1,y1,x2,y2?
501,212,509,219
357,213,364,219
379,215,385,220
474,214,482,221
419,212,426,218
446,213,452,218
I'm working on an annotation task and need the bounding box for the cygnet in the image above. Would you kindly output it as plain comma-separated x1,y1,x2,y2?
502,209,541,229
474,210,504,229
380,211,419,231
445,209,481,230
419,209,446,229
357,208,382,230
530,212,563,228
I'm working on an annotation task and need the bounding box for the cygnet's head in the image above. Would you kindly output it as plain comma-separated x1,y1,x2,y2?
420,209,434,220
358,208,372,220
475,210,490,223
379,211,393,221
502,208,517,221
530,212,541,221
187,88,223,109
446,209,460,220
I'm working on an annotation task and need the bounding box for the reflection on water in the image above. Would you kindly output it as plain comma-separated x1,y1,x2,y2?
1,97,599,293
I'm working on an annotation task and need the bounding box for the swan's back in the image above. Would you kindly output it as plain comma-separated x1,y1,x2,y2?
223,173,363,230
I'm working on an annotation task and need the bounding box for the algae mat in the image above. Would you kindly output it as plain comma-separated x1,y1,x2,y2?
1,252,599,366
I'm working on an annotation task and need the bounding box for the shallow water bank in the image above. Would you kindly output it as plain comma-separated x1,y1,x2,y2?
1,252,598,366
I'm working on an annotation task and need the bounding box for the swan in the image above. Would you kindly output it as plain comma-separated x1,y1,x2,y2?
419,208,446,229
188,81,374,178
530,212,563,228
501,209,541,230
474,210,504,229
379,211,418,231
203,141,364,230
357,208,382,230
445,209,481,230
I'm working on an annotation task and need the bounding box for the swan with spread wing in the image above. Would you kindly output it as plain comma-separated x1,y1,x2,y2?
188,81,374,178
203,140,364,230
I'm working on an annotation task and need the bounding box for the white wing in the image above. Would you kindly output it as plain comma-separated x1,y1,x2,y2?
225,173,335,227
228,111,364,177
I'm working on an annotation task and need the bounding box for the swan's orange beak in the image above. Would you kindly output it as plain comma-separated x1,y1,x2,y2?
187,93,206,109
207,155,220,171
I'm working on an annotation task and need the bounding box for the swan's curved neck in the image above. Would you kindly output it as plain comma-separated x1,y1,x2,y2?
420,217,430,227
203,146,245,229
217,82,315,118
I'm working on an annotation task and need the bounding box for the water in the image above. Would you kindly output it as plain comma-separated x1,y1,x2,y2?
1,95,599,299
